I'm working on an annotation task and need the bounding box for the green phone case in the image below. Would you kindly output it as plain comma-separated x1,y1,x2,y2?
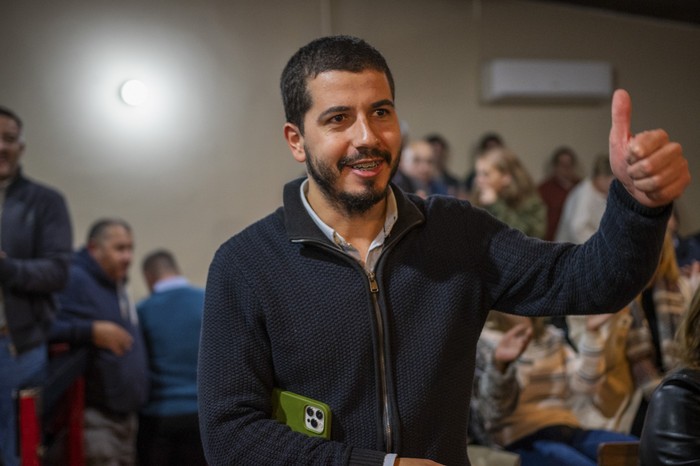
271,388,332,439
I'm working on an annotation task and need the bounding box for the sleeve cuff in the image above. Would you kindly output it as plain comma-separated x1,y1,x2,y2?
383,453,398,466
348,448,391,466
609,179,672,218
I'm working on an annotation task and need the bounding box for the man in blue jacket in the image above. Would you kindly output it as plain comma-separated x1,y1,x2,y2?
51,218,148,466
0,106,73,466
198,36,690,466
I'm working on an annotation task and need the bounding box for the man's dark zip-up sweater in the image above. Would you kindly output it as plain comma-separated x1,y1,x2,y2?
199,177,670,465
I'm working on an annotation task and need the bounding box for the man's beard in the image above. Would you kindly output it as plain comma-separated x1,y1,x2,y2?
305,146,398,216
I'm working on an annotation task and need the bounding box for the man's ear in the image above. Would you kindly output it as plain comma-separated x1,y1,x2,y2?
283,123,306,163
86,239,99,256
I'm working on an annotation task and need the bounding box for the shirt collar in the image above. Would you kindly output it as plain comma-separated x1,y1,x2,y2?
299,178,398,246
153,275,190,293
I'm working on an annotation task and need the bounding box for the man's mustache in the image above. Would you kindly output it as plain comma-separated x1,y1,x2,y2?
337,148,392,170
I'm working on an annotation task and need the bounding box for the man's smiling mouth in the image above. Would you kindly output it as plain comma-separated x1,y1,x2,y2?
350,160,381,170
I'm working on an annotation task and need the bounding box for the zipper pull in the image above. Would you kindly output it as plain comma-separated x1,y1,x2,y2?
368,272,379,293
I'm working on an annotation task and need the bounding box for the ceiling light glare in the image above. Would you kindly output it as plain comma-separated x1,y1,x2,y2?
120,79,149,106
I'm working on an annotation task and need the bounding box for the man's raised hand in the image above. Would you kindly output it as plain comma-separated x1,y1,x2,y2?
609,89,690,207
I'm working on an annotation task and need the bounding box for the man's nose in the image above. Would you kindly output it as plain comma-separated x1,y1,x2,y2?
351,116,379,148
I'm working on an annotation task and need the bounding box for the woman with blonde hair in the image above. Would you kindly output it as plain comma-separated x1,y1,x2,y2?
639,286,700,464
473,147,546,239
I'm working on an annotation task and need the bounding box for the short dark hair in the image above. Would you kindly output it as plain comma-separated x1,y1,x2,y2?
142,249,179,274
549,146,578,167
0,106,24,135
280,35,395,134
476,132,504,154
87,218,132,244
425,133,449,150
591,153,612,178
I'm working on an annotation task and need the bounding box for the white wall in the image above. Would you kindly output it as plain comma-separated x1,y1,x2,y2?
2,0,699,299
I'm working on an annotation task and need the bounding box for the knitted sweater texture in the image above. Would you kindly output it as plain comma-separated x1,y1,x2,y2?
199,178,669,466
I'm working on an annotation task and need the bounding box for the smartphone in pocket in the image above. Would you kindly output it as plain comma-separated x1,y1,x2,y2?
271,388,332,439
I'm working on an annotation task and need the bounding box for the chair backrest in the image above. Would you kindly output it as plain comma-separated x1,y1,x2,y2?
597,441,640,466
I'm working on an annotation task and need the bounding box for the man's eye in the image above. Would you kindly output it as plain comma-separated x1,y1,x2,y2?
375,108,390,117
328,114,345,124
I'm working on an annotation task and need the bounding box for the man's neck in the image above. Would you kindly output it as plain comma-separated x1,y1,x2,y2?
306,186,388,258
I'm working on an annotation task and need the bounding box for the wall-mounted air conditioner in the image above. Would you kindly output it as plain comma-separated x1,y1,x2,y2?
481,59,614,104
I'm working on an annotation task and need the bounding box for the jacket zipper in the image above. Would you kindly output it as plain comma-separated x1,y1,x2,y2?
293,215,423,452
368,271,392,452
292,239,396,451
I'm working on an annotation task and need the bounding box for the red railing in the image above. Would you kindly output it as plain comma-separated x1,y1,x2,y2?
18,346,87,466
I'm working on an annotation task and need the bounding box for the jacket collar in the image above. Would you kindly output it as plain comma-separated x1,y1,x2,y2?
281,177,425,247
4,167,27,195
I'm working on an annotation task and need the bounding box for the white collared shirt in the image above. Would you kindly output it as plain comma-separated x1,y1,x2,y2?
299,179,398,273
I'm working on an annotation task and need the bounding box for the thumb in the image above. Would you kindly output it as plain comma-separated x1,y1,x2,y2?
610,89,632,157
609,89,636,186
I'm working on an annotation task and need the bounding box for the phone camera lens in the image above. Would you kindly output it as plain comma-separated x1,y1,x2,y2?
310,419,318,428
306,407,314,417
316,410,323,420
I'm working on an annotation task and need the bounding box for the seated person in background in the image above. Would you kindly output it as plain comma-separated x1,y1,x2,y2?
537,146,581,241
635,231,688,374
425,133,462,198
473,147,546,239
640,285,700,465
395,139,448,198
469,321,532,466
464,131,505,196
478,312,636,466
668,208,700,297
568,231,686,436
567,306,661,436
554,153,613,244
136,249,206,466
